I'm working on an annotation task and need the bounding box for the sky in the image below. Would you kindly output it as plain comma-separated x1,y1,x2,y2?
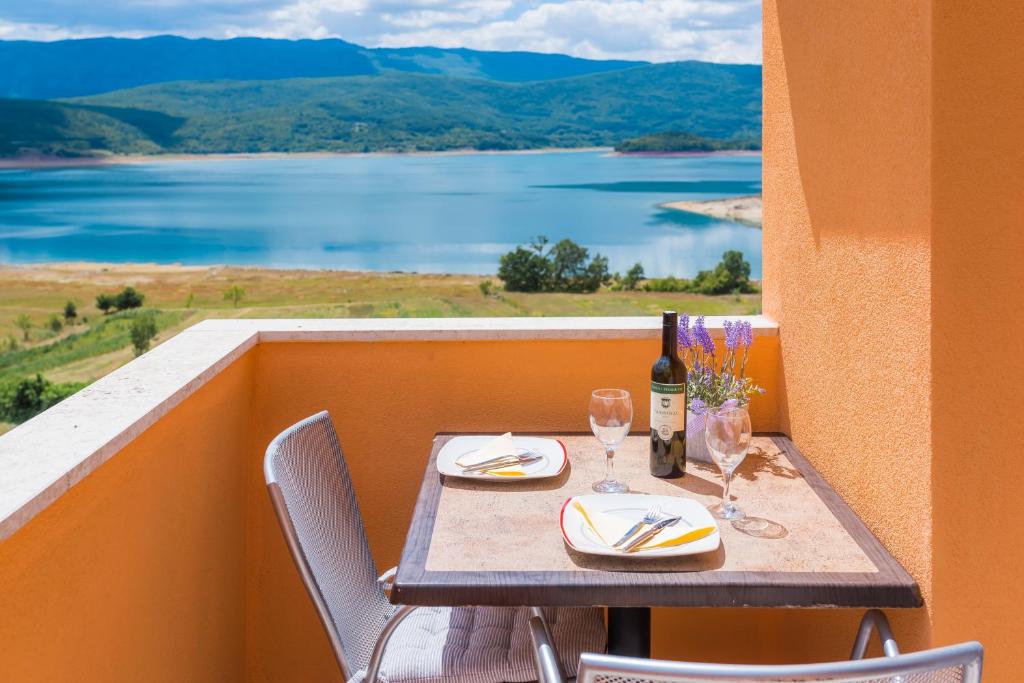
0,0,762,64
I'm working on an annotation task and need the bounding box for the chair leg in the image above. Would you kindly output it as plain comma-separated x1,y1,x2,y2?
529,613,568,683
850,609,901,660
365,605,418,683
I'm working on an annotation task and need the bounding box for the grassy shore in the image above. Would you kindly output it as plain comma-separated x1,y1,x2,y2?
0,262,760,433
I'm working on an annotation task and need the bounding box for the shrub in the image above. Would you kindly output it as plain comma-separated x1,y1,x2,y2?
47,314,63,334
130,313,158,356
223,284,245,308
63,300,77,323
689,250,755,295
0,374,85,423
497,236,609,293
96,293,115,314
621,262,645,291
114,286,145,311
14,313,31,341
643,276,691,292
478,280,494,297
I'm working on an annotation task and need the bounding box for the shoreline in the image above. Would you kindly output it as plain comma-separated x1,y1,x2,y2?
0,147,614,169
0,146,764,169
612,150,761,158
659,194,762,227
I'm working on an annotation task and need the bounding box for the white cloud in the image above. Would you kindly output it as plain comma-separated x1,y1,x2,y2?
0,0,762,64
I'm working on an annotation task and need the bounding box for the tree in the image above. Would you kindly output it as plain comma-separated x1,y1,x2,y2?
114,286,144,311
690,250,754,295
0,375,85,424
622,262,645,291
96,293,115,314
223,284,245,308
14,313,31,341
63,300,77,323
130,314,158,356
497,236,553,293
496,236,609,293
184,291,195,309
548,239,609,293
47,314,63,334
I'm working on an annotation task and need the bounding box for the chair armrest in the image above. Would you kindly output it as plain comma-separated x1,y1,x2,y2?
377,566,397,599
529,615,568,683
850,609,901,659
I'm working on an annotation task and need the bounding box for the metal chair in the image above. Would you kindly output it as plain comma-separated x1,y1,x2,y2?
530,610,982,683
265,411,606,683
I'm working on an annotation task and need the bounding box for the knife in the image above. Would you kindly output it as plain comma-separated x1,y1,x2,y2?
622,516,681,553
460,453,542,473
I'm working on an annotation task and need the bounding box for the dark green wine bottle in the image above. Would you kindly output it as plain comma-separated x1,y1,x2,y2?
650,311,686,478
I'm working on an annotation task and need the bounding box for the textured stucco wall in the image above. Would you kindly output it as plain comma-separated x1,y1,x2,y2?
930,3,1024,680
0,351,256,682
762,0,933,651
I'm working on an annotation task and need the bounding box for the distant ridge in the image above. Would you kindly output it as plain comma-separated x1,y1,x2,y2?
0,60,761,157
0,35,647,99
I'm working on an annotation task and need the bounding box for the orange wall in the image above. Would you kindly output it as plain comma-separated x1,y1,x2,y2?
930,3,1024,680
0,350,256,682
762,0,933,653
245,336,781,679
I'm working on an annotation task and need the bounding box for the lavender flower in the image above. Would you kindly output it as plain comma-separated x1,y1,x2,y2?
723,320,740,351
677,313,693,349
678,313,765,412
694,316,715,355
740,320,753,347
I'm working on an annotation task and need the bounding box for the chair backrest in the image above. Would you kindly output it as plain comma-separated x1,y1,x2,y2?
264,411,396,680
577,644,984,683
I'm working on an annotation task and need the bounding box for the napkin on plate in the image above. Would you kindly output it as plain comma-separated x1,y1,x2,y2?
571,499,715,551
455,433,527,476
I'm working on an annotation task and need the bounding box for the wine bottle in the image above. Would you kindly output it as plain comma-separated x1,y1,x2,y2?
650,311,687,478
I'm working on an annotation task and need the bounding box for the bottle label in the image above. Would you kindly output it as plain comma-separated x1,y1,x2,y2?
650,381,685,440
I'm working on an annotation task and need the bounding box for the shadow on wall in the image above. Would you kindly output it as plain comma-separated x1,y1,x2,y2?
775,0,931,244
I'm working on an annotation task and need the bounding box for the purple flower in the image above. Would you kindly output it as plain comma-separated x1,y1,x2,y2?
740,320,753,347
721,398,739,410
690,397,706,415
694,316,715,355
723,320,739,351
677,313,693,349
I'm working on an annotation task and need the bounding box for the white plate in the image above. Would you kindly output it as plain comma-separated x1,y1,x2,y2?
559,493,721,558
436,435,567,481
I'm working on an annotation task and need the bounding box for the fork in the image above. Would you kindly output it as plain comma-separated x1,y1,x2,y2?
612,505,662,548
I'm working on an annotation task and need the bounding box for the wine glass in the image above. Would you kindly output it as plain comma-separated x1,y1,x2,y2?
704,404,752,520
589,389,632,493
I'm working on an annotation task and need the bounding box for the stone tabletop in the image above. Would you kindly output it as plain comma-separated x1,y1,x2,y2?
392,433,922,608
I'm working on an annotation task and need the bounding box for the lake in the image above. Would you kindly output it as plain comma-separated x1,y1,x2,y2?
0,151,762,278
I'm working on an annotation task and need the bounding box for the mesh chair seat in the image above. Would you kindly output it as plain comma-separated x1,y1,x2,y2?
350,606,605,683
265,411,606,683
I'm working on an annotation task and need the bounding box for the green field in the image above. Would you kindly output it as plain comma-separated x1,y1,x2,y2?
0,262,760,433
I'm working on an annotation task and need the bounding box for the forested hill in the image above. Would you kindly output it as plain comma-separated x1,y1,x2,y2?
0,36,646,99
0,61,761,156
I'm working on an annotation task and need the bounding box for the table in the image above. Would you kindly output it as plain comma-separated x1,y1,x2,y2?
393,433,921,657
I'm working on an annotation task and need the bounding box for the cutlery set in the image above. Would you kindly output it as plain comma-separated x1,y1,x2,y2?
459,450,543,473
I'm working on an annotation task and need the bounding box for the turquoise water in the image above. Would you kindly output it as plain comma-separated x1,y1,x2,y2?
0,151,761,278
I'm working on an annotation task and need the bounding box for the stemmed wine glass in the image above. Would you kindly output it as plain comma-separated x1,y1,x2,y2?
704,404,752,519
589,389,632,493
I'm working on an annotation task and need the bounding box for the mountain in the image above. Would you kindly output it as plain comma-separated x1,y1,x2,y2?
0,98,175,156
0,36,646,99
0,61,761,157
46,62,760,155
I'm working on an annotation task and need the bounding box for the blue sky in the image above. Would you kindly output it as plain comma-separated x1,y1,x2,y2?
0,1,761,63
